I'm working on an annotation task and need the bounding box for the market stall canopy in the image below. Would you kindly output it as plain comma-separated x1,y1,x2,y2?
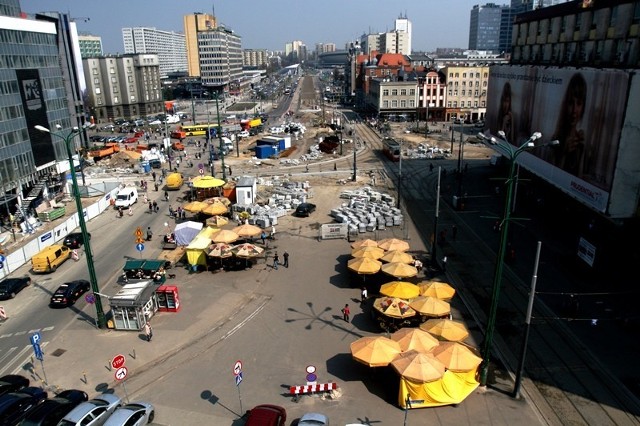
420,319,470,342
232,224,262,238
203,196,231,207
409,296,451,318
350,336,402,367
201,201,228,216
174,221,203,246
231,243,264,258
186,227,220,266
418,281,456,300
351,246,385,260
377,238,410,252
432,342,483,372
211,229,239,244
123,259,165,273
206,215,229,227
347,257,382,275
192,175,225,188
208,242,233,258
381,262,418,279
350,239,379,249
391,350,446,383
373,297,417,319
183,201,208,213
380,250,414,264
380,281,420,299
391,328,440,353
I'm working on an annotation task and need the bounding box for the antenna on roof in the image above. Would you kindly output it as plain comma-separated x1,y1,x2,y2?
212,2,215,16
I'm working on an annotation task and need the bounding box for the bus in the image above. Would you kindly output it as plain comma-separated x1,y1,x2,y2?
382,138,401,162
179,124,216,137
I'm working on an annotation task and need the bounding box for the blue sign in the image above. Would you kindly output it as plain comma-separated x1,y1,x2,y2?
30,332,41,346
40,232,52,243
136,243,145,252
0,255,5,263
85,293,96,304
33,344,43,361
235,372,243,386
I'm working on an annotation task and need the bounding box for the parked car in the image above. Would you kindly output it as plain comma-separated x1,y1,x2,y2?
299,412,330,425
294,203,317,217
63,232,91,249
20,389,88,426
57,393,121,426
0,387,48,425
0,276,31,300
0,375,29,397
245,404,286,426
237,130,250,138
49,280,90,308
171,142,185,151
103,402,154,426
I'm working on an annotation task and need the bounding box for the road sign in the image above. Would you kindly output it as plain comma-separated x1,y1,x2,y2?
136,237,144,243
111,354,126,369
30,332,41,346
136,243,144,252
85,293,96,304
233,360,242,376
0,306,6,319
115,366,128,381
135,227,143,238
199,168,204,175
0,254,5,262
235,371,243,386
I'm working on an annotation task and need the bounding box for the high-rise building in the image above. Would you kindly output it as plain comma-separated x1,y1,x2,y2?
469,3,506,52
183,12,217,77
78,34,103,58
121,27,187,78
243,49,268,68
394,14,412,54
359,15,412,56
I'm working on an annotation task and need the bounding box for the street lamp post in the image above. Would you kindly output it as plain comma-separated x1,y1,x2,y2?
397,139,402,208
476,131,555,386
35,125,106,328
214,93,226,181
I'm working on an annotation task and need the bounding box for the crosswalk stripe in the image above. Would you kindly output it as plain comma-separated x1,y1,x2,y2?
0,342,50,376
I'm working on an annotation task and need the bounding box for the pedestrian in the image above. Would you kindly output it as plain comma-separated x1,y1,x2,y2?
143,321,153,342
164,190,169,201
146,226,153,241
272,252,279,270
442,256,448,272
154,182,158,192
143,194,148,204
414,259,423,274
260,231,267,245
283,251,289,268
152,201,158,213
361,287,368,303
118,206,124,218
228,166,232,176
181,209,186,219
151,171,156,181
148,202,153,214
342,304,351,322
271,225,276,240
429,163,434,173
452,224,458,241
128,206,133,216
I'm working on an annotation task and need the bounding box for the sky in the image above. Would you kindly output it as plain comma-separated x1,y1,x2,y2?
23,0,483,54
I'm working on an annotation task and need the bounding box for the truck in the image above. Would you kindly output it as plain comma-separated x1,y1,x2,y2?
240,118,262,131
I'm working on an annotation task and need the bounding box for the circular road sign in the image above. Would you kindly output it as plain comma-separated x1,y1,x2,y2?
111,354,126,369
233,360,242,376
115,366,128,381
85,293,96,304
136,243,144,252
199,168,204,175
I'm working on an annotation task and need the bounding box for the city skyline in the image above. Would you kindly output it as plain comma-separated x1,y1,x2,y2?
24,0,483,54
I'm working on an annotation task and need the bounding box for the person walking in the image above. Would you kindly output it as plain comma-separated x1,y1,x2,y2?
361,287,368,303
283,251,289,268
152,200,158,213
442,256,448,272
164,190,169,201
146,226,153,241
272,252,279,270
271,225,276,240
260,231,267,246
143,321,153,342
342,304,351,322
148,202,153,214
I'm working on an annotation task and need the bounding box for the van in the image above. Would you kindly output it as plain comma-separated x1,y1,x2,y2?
31,245,71,273
115,187,138,208
166,173,184,190
222,137,234,151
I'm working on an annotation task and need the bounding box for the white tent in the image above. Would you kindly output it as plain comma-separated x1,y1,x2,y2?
174,221,203,246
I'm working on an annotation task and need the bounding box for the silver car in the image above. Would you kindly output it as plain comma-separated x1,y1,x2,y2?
299,412,330,426
103,402,154,426
57,393,121,426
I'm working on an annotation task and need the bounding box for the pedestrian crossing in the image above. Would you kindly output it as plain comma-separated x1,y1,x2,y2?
0,341,49,376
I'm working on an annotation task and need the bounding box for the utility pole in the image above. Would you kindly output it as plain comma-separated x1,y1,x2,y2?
214,94,226,180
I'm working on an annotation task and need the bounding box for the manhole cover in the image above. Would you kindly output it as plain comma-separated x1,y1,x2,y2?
51,348,66,357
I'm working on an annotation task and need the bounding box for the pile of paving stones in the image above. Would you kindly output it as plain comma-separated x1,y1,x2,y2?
330,186,404,233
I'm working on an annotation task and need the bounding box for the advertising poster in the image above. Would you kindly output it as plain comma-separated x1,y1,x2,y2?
17,69,55,167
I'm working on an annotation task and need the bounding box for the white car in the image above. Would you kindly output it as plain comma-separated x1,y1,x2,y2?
103,401,155,426
58,393,122,426
299,412,329,425
238,130,250,138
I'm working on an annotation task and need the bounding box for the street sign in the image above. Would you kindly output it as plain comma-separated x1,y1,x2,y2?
85,293,96,304
233,360,242,376
111,354,126,369
199,168,204,175
30,331,41,346
135,227,143,238
0,254,5,262
30,332,43,361
235,372,243,386
115,366,128,381
136,237,144,244
136,243,144,252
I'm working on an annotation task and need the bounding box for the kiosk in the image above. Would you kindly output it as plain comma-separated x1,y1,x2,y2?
156,285,181,312
122,259,167,283
108,280,159,331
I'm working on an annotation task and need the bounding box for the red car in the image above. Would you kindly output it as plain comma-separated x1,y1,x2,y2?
171,142,185,151
245,404,286,426
123,137,139,144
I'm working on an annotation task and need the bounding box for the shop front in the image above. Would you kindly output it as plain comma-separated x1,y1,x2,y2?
108,280,159,331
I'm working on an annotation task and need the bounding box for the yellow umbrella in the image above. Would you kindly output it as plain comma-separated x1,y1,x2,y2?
377,238,410,252
201,201,228,216
350,239,379,249
203,196,231,207
420,319,470,342
232,224,263,238
347,257,382,275
373,297,416,319
192,175,225,188
391,350,446,383
211,229,239,244
381,262,418,279
350,336,402,367
390,328,440,353
380,281,420,299
351,246,385,260
418,281,456,300
206,215,229,227
432,341,483,372
409,296,451,318
183,201,208,213
380,250,414,264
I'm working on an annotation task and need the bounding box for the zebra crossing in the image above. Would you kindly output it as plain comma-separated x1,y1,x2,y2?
0,341,50,376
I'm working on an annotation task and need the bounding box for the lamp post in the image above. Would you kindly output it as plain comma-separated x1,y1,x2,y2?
476,131,555,387
35,125,106,328
397,139,403,208
214,93,226,181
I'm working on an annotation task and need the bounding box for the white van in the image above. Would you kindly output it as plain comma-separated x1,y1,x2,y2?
221,137,234,152
115,187,138,208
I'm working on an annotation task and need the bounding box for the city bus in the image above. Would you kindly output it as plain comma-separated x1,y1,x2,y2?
179,124,216,137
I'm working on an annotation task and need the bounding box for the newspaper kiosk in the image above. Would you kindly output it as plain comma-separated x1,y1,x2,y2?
108,280,158,331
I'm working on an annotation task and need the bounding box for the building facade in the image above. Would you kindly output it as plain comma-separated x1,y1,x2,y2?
83,54,163,121
197,26,243,92
242,49,268,68
183,12,217,77
443,65,490,122
469,3,506,52
78,34,103,58
122,27,187,78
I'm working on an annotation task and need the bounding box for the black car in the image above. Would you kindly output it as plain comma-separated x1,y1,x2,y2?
62,232,91,249
20,389,88,426
294,203,317,217
0,276,31,300
0,375,29,397
49,280,90,308
0,387,47,425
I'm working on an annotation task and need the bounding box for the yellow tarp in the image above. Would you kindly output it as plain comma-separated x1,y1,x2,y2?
398,368,480,409
186,226,218,266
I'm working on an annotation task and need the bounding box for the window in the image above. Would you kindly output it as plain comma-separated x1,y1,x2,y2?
383,89,389,96
93,78,99,84
462,90,466,96
114,96,119,103
409,100,415,107
95,87,101,94
110,67,115,74
409,89,415,95
474,101,478,107
453,101,457,107
392,100,398,108
454,91,458,96
448,90,452,96
383,100,389,108
400,100,406,107
462,73,466,78
400,89,406,96
391,89,398,96
447,101,452,107
92,68,98,75
113,87,118,93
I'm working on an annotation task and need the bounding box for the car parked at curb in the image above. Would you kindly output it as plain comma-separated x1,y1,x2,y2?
0,386,47,425
20,389,88,426
245,404,286,426
103,401,154,426
57,393,121,426
63,232,91,249
0,375,29,397
49,280,90,308
0,276,31,300
299,412,330,425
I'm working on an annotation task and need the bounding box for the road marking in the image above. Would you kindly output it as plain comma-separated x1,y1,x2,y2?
14,331,26,336
3,342,50,376
0,326,55,339
42,326,54,332
0,345,31,376
0,346,19,369
0,334,11,339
